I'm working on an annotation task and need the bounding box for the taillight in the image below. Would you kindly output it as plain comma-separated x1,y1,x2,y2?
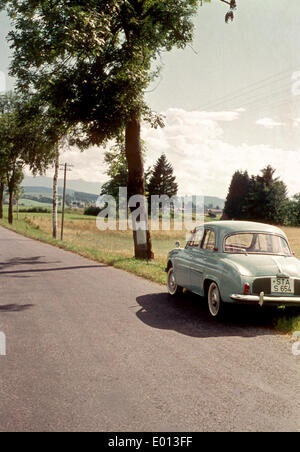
244,283,250,295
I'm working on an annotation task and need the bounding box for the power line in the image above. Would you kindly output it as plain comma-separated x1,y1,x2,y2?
227,85,292,111
256,96,300,115
196,65,300,112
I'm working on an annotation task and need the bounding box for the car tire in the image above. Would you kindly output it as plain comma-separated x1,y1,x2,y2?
208,282,225,318
167,267,183,296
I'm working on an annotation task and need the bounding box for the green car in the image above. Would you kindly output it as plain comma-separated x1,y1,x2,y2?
166,221,300,318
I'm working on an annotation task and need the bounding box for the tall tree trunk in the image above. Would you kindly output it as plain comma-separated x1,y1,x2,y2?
8,170,15,225
125,113,154,260
0,182,4,219
52,146,59,239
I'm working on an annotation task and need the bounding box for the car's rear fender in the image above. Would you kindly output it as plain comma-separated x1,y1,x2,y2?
208,260,243,303
203,275,224,298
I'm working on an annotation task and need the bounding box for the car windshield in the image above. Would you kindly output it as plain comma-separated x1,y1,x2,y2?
224,233,291,256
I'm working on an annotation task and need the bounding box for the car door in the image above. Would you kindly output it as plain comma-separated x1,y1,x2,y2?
174,249,191,288
190,228,216,295
175,228,204,289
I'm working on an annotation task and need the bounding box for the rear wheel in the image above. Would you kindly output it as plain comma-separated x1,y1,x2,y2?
208,282,224,318
167,267,183,296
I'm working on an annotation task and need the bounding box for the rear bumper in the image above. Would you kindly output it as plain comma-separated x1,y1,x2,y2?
231,292,300,307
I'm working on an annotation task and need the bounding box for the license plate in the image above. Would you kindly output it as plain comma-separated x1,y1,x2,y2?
271,278,294,294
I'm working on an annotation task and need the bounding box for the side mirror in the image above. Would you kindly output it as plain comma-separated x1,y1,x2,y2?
175,241,181,248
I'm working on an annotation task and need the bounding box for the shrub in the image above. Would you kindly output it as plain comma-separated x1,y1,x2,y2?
84,206,101,216
19,207,51,213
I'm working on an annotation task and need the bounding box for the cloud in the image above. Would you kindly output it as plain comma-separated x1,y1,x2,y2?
41,145,107,185
256,117,285,129
142,109,300,197
33,108,300,199
293,118,300,127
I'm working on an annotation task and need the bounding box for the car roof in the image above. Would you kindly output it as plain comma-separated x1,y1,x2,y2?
200,221,286,236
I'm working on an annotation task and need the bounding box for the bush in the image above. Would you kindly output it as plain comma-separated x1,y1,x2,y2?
19,207,51,214
84,206,101,216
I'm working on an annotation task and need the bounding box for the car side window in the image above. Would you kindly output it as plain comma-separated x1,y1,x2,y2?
201,229,216,251
187,227,204,248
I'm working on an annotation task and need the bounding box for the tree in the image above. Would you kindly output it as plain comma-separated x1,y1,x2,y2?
285,194,300,227
0,0,230,259
1,0,237,257
223,170,250,220
0,161,7,219
100,137,129,201
224,167,289,225
243,166,288,225
148,154,178,200
101,136,151,203
0,92,56,224
10,169,24,220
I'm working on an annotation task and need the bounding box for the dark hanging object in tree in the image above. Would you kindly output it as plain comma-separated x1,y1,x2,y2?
219,0,237,23
225,11,234,23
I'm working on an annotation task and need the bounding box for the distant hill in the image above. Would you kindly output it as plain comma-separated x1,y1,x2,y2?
204,196,225,210
23,185,74,196
22,176,101,195
22,176,225,209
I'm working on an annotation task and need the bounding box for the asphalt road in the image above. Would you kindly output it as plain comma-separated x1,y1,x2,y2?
0,226,299,432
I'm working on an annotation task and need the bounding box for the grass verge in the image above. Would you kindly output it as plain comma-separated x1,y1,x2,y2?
0,214,167,285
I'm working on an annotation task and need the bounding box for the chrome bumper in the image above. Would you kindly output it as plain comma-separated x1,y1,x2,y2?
231,292,300,307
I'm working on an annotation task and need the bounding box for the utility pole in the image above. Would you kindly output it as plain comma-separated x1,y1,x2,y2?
53,145,59,239
60,163,73,241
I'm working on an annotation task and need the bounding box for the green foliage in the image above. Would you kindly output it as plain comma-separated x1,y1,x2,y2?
148,154,178,198
0,0,200,148
73,192,98,204
224,171,250,220
84,206,101,216
0,91,56,223
19,207,51,214
208,211,217,218
284,194,300,227
225,166,289,225
100,136,129,199
100,136,151,200
0,92,56,174
243,166,288,225
275,308,300,334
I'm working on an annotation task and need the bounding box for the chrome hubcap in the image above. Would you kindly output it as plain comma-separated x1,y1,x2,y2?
168,270,177,294
209,285,220,316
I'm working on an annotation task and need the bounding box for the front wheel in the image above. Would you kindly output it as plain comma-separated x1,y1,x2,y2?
167,267,183,296
208,282,224,318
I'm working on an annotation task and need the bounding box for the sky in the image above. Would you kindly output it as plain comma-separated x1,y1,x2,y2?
1,0,300,198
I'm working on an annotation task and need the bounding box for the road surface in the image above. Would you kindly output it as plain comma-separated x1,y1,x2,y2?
0,226,299,432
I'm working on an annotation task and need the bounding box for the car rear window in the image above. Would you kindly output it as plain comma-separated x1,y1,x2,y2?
224,233,291,256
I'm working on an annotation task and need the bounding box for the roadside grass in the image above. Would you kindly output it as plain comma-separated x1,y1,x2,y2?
275,311,300,334
0,210,182,285
0,209,299,333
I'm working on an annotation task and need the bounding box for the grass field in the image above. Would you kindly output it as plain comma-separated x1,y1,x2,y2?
0,208,299,333
18,199,52,209
0,209,187,284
